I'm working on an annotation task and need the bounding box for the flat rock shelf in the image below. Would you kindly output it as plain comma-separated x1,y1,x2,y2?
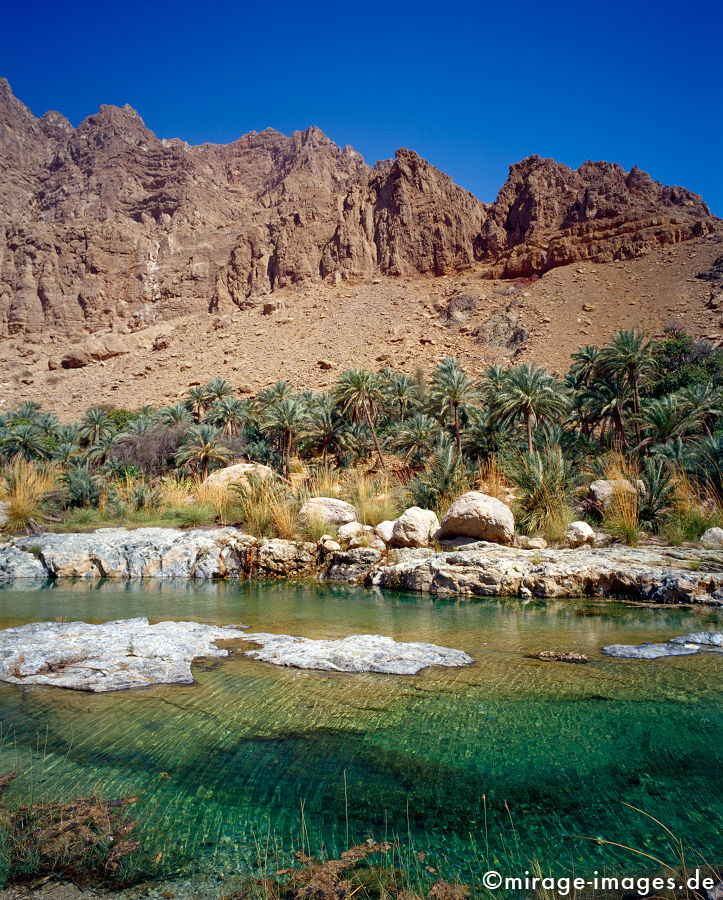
242,632,475,674
602,630,723,659
1,527,722,606
0,618,473,691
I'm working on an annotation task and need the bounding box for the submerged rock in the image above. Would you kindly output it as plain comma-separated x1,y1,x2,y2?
242,632,474,675
602,631,723,659
526,650,589,663
0,617,249,692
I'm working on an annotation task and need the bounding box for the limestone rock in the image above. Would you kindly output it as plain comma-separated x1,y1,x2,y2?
0,617,250,691
202,462,274,490
565,521,595,547
390,507,440,548
0,500,8,528
242,632,474,675
374,520,396,544
700,527,723,549
602,631,723,659
439,492,514,544
337,521,366,542
587,479,638,513
300,497,356,526
516,535,548,550
473,303,528,348
526,651,589,663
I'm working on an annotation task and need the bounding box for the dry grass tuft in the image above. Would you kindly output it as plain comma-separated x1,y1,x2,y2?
0,458,63,534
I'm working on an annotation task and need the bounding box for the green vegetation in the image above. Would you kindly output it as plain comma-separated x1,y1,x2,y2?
0,328,720,544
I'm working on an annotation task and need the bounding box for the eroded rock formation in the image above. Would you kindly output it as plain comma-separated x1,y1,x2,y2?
0,80,716,340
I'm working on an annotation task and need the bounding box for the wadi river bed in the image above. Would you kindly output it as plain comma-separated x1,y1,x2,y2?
0,580,720,889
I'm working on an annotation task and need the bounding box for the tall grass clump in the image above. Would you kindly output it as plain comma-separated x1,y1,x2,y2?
506,447,575,541
0,458,63,534
600,454,642,545
661,469,722,545
233,474,299,539
342,469,402,526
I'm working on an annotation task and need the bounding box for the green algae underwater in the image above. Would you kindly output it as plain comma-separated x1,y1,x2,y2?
0,579,720,886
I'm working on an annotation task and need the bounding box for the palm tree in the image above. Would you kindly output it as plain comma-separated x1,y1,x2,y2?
159,402,194,426
675,383,721,436
334,369,387,470
262,396,308,476
86,431,118,466
491,364,569,453
77,407,113,447
204,376,235,403
256,381,293,409
175,425,233,479
429,357,479,456
390,412,439,467
385,373,417,422
0,424,49,461
569,345,602,387
302,394,346,467
205,397,254,438
478,364,508,402
638,395,697,449
7,401,43,426
578,377,631,448
599,329,656,441
185,386,210,422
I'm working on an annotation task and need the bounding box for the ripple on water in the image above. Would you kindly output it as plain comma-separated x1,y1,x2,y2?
0,580,720,881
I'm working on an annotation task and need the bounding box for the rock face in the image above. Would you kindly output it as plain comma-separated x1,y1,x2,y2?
0,79,715,340
602,631,723,659
299,497,357,527
201,462,273,489
242,632,474,675
390,507,440,548
439,492,515,544
370,544,723,606
1,528,722,606
0,617,249,691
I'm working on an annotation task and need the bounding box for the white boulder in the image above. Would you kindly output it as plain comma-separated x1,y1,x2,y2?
700,527,723,549
391,507,440,548
337,521,366,542
202,462,274,489
565,521,595,547
587,479,639,512
516,535,548,550
439,492,514,545
299,497,357,526
374,520,397,544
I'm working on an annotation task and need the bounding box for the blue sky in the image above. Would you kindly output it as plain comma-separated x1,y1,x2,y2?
2,0,721,212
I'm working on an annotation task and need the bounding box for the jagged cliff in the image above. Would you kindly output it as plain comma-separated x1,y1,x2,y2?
0,78,716,339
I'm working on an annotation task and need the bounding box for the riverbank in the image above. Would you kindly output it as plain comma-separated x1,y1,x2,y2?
1,527,721,605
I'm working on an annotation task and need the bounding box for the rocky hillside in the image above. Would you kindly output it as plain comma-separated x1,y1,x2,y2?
0,78,717,343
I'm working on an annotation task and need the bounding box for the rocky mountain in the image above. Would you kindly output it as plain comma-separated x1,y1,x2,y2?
0,78,717,342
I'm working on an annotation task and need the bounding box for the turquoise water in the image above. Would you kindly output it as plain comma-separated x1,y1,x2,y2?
0,579,721,885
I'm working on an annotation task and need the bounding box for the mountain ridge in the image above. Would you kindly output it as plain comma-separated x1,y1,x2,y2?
0,79,717,342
